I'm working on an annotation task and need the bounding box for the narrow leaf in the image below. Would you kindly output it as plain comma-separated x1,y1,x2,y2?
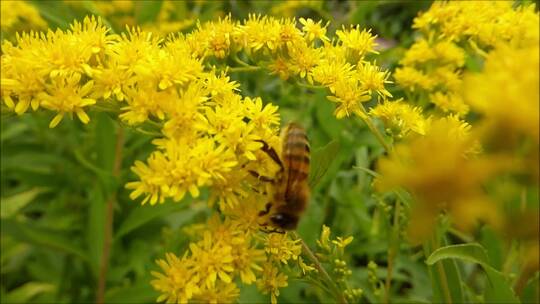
115,201,187,240
2,282,55,303
1,188,45,218
1,218,88,261
427,243,519,303
309,140,340,188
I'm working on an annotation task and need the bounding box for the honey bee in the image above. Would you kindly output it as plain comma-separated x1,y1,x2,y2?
253,123,311,231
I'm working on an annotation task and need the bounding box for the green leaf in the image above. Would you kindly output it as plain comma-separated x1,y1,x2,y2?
1,188,46,218
115,201,187,240
1,121,29,142
2,282,55,304
427,243,490,266
427,243,519,303
308,140,340,188
1,218,88,262
104,281,158,303
423,238,465,304
86,184,106,278
521,273,539,304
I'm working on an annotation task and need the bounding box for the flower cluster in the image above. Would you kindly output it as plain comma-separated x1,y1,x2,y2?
152,208,308,304
183,14,392,118
316,225,361,303
377,1,539,250
2,14,369,303
394,1,538,118
0,0,47,33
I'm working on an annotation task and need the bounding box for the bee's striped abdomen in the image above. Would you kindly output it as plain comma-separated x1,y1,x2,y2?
283,123,310,187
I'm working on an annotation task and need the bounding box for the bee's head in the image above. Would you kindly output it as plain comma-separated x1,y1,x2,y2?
270,212,298,230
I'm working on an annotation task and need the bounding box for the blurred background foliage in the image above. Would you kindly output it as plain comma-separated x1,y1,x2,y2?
0,1,538,304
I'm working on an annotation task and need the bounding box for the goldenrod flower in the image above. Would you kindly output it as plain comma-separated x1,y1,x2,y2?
336,26,378,60
193,282,240,304
257,263,288,304
327,79,371,119
370,99,428,137
464,44,539,146
332,236,354,249
190,231,235,288
151,253,200,304
299,17,330,42
0,1,46,33
376,117,502,243
394,67,435,92
429,92,469,117
39,74,96,128
264,233,302,264
356,61,392,99
317,225,332,251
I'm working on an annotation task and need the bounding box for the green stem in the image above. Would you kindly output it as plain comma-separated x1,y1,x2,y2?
291,232,348,304
384,199,401,304
448,227,473,243
431,235,452,304
228,66,262,73
358,104,392,153
96,127,124,304
297,82,325,90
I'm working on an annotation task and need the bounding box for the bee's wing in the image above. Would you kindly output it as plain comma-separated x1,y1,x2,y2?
308,140,340,188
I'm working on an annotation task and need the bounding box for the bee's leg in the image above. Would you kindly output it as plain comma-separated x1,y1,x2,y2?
267,228,286,234
258,202,272,216
248,170,274,183
248,186,267,195
258,225,285,234
256,140,283,169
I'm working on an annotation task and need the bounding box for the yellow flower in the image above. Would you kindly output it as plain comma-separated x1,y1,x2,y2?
243,97,280,131
193,282,240,304
264,233,302,264
151,253,200,304
370,99,428,137
126,138,238,205
38,73,96,128
336,26,378,59
257,263,289,304
394,67,435,92
193,16,236,59
298,257,317,275
464,44,539,146
400,39,436,66
317,225,331,251
332,236,354,249
231,236,265,284
288,42,322,79
310,60,354,91
0,1,46,32
327,79,371,119
190,231,235,288
429,92,469,117
356,61,392,99
376,117,503,243
299,18,330,42
413,2,538,49
268,57,292,80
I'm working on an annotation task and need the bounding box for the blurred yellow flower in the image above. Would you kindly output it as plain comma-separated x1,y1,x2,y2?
370,99,428,137
0,1,46,33
376,117,502,243
257,263,288,304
